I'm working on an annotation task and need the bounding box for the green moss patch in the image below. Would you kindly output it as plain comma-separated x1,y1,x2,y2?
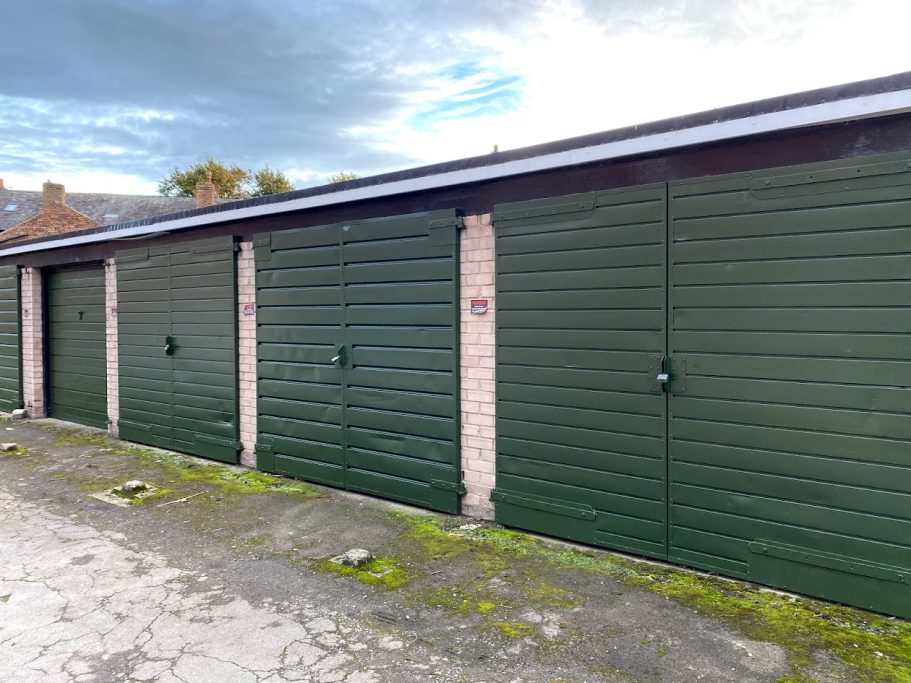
489,621,534,639
390,513,911,682
40,424,322,499
314,557,412,589
408,584,507,616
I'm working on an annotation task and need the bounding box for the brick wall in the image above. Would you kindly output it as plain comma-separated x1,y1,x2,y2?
459,214,496,519
20,267,44,417
237,242,258,467
105,259,119,434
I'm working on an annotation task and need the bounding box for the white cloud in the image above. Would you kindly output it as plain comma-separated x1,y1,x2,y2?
350,0,911,169
3,0,910,192
2,170,157,195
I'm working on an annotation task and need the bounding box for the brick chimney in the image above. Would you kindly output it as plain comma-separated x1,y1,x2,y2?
195,171,216,208
43,180,66,208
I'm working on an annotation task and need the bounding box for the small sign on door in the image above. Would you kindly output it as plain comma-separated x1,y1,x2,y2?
470,299,489,315
111,307,117,318
243,303,255,316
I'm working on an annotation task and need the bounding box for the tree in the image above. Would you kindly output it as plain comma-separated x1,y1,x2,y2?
158,158,295,199
251,166,294,197
328,171,359,184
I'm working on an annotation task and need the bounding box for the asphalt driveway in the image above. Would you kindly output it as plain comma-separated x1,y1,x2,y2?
0,419,907,682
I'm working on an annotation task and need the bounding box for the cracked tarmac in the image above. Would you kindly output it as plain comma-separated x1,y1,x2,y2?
0,487,416,682
0,419,908,682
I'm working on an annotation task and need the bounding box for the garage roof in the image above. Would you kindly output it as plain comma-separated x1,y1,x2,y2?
2,70,910,257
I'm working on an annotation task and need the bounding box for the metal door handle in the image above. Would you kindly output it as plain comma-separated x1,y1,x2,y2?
331,355,340,363
164,344,172,354
656,372,669,385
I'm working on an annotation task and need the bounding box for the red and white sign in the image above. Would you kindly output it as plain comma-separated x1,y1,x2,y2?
243,303,255,316
470,299,488,315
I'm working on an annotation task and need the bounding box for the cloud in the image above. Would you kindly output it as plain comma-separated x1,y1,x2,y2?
0,0,908,193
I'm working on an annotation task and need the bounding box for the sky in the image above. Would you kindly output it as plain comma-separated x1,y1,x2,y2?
1,0,909,195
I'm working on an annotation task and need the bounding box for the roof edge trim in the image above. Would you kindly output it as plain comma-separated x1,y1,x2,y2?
3,88,910,257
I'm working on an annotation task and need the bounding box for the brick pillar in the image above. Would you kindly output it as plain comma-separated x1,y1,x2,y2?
459,214,496,519
237,242,258,467
105,259,119,435
20,267,44,417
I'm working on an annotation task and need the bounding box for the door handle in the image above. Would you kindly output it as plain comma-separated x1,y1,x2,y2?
656,372,669,386
164,336,175,356
332,345,347,367
331,354,340,363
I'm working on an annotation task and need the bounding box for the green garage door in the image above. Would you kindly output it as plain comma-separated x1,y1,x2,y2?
254,210,462,513
492,184,669,558
668,153,911,618
47,265,107,428
116,236,239,463
0,265,19,412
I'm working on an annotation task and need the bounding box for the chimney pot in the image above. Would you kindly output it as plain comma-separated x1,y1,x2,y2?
43,181,66,208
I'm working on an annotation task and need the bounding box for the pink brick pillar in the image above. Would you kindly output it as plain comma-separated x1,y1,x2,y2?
459,214,496,519
105,259,119,435
237,242,258,467
20,267,44,417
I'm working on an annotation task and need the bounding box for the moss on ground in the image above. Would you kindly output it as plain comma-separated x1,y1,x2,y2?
489,621,534,639
392,512,911,683
407,583,506,616
39,424,322,499
314,557,411,589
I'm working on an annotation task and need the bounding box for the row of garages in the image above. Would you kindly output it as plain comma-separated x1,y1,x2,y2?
0,86,908,620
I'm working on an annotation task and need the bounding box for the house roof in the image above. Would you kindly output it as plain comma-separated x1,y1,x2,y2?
0,189,200,233
2,70,910,257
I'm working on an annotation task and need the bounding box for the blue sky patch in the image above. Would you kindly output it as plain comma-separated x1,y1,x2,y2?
409,67,524,131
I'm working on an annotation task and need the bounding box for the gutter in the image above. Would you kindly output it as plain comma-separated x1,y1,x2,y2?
3,87,911,257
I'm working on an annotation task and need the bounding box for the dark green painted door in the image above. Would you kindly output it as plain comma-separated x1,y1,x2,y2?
492,184,669,558
0,265,19,412
668,153,911,619
116,236,239,463
255,210,462,513
46,266,107,428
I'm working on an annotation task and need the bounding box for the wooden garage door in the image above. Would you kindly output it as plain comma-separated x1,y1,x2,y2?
0,265,19,413
116,236,239,463
492,184,669,559
668,153,911,619
47,265,107,428
254,210,463,513
492,153,911,619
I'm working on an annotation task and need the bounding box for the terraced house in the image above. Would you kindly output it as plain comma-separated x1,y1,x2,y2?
1,72,909,620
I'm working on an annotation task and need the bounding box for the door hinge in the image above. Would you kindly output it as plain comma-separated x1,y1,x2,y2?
252,233,272,262
490,489,597,520
194,433,242,451
431,479,466,495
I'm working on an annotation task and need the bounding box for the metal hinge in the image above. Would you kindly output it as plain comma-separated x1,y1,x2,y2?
428,212,464,230
493,194,595,222
252,233,272,261
431,479,466,495
255,438,275,456
490,489,596,521
115,248,149,263
194,433,243,451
